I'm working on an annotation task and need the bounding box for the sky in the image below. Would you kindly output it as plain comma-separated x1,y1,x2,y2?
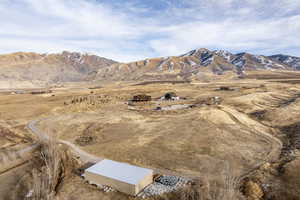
1,0,300,62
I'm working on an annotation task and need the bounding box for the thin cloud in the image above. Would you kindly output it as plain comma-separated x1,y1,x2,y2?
0,0,299,62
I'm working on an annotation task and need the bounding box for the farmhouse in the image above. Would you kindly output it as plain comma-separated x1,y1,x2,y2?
132,94,152,102
84,159,153,195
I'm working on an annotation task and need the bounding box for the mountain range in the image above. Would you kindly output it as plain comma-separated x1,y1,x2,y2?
95,48,300,81
0,49,299,88
0,51,116,88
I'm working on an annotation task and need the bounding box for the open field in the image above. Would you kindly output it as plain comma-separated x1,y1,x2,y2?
1,71,300,199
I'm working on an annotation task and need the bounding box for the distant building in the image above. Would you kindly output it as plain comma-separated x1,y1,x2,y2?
11,90,25,95
30,90,52,95
160,92,180,101
84,159,153,196
132,94,152,102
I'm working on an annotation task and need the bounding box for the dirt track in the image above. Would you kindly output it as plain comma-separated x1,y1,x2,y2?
28,119,102,163
1,75,299,200
25,104,283,180
27,118,199,178
219,105,282,162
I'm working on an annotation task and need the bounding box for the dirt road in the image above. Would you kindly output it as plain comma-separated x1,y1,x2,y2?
27,109,283,179
27,119,102,163
27,119,197,178
219,105,283,162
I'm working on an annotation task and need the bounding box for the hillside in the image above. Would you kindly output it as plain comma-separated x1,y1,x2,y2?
96,48,300,81
269,54,300,70
1,49,300,89
0,51,117,89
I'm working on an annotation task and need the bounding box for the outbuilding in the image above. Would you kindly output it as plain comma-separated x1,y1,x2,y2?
84,159,153,196
161,92,180,101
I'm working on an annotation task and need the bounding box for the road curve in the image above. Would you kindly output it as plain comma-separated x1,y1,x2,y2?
27,119,102,163
219,105,283,163
27,110,283,180
27,118,196,178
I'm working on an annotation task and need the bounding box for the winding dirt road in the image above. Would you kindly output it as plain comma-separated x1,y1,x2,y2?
27,107,283,178
27,119,102,163
27,118,197,178
1,106,283,181
220,106,283,161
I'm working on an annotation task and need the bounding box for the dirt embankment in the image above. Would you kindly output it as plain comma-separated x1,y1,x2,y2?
239,90,300,200
279,122,300,161
0,125,31,149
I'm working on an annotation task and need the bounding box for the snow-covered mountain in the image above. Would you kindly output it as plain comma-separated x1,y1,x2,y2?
1,49,299,87
95,48,299,81
269,54,300,70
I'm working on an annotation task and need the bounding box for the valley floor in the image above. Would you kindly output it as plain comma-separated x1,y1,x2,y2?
1,71,300,199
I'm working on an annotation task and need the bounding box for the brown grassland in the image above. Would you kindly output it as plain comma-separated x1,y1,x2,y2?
1,71,300,200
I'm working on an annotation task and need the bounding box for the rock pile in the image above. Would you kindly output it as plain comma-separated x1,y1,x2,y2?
156,175,180,186
138,175,190,198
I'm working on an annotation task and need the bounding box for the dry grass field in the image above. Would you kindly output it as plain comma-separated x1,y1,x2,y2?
1,71,300,199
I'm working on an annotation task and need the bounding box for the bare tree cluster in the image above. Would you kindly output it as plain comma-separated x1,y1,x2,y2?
30,136,66,200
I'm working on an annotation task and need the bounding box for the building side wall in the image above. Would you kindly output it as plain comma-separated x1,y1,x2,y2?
136,172,154,195
84,171,136,195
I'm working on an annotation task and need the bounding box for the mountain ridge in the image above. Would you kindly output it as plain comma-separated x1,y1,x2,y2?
0,49,299,88
0,51,117,88
95,48,300,81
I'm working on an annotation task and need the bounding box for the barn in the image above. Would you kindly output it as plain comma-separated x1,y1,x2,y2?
84,159,153,195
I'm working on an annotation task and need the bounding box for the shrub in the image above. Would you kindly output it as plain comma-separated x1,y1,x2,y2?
31,135,65,200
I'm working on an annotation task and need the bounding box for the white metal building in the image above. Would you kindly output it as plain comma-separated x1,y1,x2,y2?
84,159,154,195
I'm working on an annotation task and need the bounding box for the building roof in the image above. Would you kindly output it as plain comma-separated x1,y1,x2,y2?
85,159,153,185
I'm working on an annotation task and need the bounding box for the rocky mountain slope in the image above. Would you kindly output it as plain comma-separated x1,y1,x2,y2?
96,48,300,81
0,51,117,88
269,54,300,70
1,49,299,88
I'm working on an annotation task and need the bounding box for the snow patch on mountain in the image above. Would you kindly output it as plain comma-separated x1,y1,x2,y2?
269,54,300,70
157,57,170,71
214,50,233,62
201,55,213,66
187,59,197,66
231,53,246,69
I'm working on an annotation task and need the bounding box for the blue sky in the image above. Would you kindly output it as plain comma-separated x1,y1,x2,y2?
1,0,300,62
